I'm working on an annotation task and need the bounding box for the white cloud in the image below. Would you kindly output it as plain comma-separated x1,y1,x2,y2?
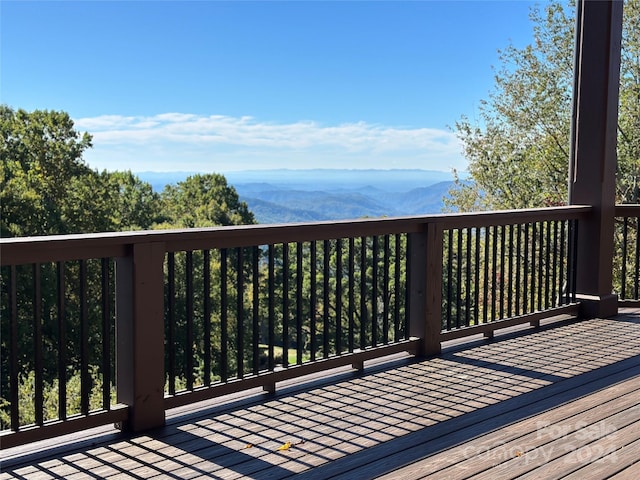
74,113,467,172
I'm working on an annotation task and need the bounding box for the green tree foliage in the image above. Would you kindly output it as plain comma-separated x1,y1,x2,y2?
160,173,255,228
103,170,165,230
1,106,94,236
0,106,165,236
446,0,640,211
618,0,640,202
1,107,262,429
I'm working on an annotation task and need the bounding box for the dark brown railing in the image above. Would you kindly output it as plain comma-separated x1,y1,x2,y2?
162,234,412,405
441,218,579,339
0,206,590,448
614,205,640,304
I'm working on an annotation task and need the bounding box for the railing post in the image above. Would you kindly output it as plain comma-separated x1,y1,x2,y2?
568,0,623,318
115,242,166,431
409,223,442,356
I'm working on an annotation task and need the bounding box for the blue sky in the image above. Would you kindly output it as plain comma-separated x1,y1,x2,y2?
1,0,540,173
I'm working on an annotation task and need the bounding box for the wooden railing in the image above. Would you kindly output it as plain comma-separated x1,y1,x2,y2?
0,206,590,448
614,205,640,305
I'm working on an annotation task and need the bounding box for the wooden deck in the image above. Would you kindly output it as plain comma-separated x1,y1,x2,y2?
2,310,639,479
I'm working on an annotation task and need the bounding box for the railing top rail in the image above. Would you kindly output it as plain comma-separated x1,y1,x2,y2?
1,205,592,266
429,205,591,229
615,204,640,216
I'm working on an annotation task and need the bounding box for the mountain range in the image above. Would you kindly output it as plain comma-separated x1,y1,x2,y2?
137,169,456,223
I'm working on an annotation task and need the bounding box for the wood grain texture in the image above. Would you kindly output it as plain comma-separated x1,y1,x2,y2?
1,311,638,479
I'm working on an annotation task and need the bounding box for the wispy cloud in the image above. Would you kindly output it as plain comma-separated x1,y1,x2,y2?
74,113,466,172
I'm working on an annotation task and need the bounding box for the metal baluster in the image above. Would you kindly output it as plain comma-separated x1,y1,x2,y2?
57,262,67,420
483,227,490,324
465,228,472,326
552,222,558,307
349,237,356,351
323,240,330,357
545,221,551,309
383,235,390,342
220,249,228,381
508,225,514,317
186,251,194,389
167,253,176,394
474,228,480,325
79,260,89,416
538,222,544,311
622,217,628,299
531,223,537,311
310,241,317,361
559,221,566,305
515,225,522,316
236,247,244,378
296,242,304,365
33,264,43,424
394,234,402,341
499,225,505,320
360,237,368,348
456,229,463,328
9,266,19,430
447,229,453,329
101,258,111,409
372,236,379,345
252,247,260,374
204,250,212,384
268,245,275,371
336,238,343,354
283,243,289,367
491,226,498,322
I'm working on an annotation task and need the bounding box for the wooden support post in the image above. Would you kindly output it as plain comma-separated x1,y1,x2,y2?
263,381,276,394
115,242,166,431
409,224,442,357
569,0,623,318
352,358,364,372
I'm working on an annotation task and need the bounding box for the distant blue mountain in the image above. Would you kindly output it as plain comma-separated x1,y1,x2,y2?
136,169,456,223
225,168,455,192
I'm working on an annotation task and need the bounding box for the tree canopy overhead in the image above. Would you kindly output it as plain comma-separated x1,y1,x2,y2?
446,0,640,212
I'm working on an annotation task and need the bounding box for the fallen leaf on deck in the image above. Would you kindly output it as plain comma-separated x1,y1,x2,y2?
245,443,253,449
277,441,292,451
515,451,523,457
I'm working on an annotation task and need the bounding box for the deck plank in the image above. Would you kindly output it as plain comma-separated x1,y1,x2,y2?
373,376,640,480
562,436,640,478
469,398,640,479
302,328,640,478
1,314,639,480
607,457,640,479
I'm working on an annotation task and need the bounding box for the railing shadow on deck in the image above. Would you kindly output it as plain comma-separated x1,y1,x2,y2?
1,206,590,449
1,313,638,479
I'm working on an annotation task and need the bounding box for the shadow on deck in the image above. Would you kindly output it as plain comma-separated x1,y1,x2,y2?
2,310,640,479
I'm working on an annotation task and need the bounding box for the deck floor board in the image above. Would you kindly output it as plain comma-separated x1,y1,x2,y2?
2,311,640,479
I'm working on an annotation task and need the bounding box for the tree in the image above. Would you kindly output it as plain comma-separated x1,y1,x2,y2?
446,0,640,212
160,173,256,228
102,170,164,230
0,107,163,236
618,0,640,202
1,106,94,236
